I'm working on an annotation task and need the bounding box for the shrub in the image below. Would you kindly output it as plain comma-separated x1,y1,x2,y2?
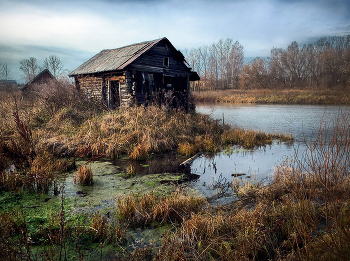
177,142,197,156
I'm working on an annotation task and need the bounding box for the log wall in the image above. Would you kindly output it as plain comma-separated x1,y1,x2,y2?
120,71,133,107
76,75,104,100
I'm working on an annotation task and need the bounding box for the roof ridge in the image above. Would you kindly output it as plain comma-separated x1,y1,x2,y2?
101,37,165,52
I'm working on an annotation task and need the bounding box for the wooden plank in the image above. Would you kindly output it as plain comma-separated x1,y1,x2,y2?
109,76,125,82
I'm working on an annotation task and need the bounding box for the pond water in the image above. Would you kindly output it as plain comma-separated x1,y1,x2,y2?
61,104,350,208
191,104,350,198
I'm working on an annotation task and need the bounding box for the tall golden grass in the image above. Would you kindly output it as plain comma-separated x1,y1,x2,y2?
73,164,93,185
115,189,206,228
54,105,291,160
2,82,329,259
192,87,350,105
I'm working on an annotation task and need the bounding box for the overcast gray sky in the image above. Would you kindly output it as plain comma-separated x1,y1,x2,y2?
1,0,350,83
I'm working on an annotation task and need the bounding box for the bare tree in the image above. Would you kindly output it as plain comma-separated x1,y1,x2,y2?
184,48,201,91
20,57,39,82
230,41,244,88
43,55,63,78
184,38,244,91
209,43,219,90
270,47,292,87
240,58,270,89
304,44,320,87
316,36,350,87
0,62,10,80
198,45,209,89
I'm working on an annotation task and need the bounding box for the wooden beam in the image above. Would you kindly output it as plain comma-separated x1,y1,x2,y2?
109,76,125,83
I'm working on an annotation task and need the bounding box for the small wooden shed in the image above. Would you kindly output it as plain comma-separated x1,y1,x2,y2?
69,37,199,109
22,69,58,92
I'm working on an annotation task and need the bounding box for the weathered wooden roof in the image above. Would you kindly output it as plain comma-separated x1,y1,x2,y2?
69,37,184,76
22,69,58,91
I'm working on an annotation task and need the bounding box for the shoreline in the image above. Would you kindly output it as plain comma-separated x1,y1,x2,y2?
191,87,350,105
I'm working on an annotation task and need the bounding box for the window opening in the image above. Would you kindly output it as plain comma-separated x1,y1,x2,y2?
163,57,169,67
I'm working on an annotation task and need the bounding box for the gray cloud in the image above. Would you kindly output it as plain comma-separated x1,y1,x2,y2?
1,0,350,82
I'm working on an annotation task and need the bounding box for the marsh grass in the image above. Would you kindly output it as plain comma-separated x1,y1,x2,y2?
113,112,350,260
225,128,293,149
73,164,93,185
177,142,197,156
0,211,29,260
0,84,292,169
40,105,291,160
115,189,207,228
122,164,136,178
192,87,350,105
0,149,66,193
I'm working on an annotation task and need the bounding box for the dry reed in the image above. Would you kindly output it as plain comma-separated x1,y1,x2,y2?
128,112,350,260
73,165,93,185
192,87,350,105
1,85,293,163
116,189,206,228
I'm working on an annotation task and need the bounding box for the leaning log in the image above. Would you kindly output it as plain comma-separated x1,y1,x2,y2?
179,153,202,167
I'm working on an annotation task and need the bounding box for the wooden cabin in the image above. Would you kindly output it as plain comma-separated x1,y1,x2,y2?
22,69,58,92
69,37,199,109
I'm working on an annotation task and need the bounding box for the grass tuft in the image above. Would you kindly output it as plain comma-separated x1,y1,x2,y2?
116,190,206,228
73,165,93,185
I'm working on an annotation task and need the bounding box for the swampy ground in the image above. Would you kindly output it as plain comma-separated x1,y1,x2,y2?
2,86,350,260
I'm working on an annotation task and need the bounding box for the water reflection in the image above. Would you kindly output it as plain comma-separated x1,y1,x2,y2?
190,104,350,198
190,142,296,198
196,104,350,142
113,151,184,175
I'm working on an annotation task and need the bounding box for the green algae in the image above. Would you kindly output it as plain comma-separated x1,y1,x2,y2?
0,159,192,259
63,160,186,213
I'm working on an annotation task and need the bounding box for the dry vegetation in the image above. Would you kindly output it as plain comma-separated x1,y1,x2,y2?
3,81,350,260
0,82,292,184
0,118,350,259
114,115,350,260
73,164,93,185
192,87,350,105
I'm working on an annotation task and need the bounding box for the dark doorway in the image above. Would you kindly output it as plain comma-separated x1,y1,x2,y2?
109,81,120,109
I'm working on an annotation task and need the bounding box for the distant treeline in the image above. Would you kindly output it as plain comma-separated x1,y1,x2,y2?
185,35,350,91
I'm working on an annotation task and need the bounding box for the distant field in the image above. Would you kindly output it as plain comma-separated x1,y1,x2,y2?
191,87,350,105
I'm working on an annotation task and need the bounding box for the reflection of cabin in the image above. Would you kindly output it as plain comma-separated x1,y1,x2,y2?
22,69,59,92
69,37,200,109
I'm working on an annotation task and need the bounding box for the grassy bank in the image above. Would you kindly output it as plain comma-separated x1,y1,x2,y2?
0,87,292,166
192,87,350,104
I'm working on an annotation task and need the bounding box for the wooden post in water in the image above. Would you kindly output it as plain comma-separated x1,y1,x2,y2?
222,113,224,125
